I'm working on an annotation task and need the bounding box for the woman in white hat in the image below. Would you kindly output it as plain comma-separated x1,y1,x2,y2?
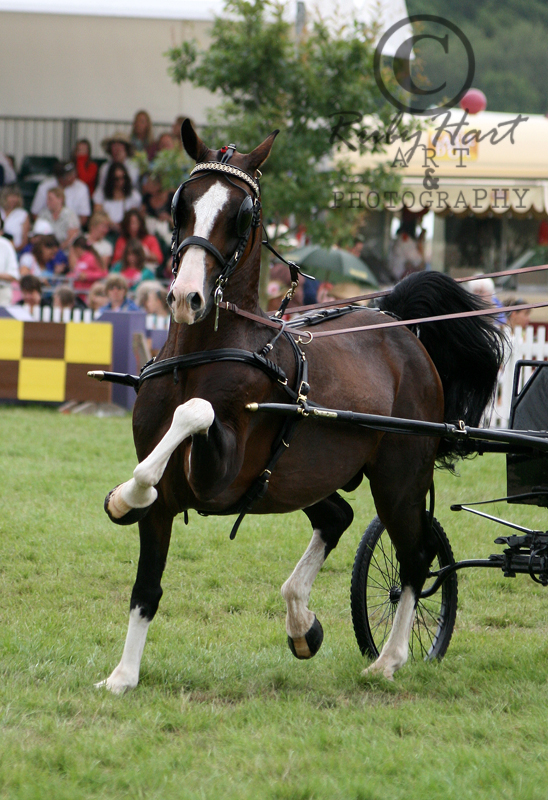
97,131,140,190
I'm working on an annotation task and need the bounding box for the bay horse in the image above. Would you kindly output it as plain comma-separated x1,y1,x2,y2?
96,120,504,693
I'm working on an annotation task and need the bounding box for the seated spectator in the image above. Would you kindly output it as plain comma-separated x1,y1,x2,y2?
20,234,61,278
93,163,141,234
0,185,30,251
113,209,163,273
37,186,80,252
111,239,156,288
97,132,140,190
136,280,170,316
87,280,107,312
140,175,174,271
147,130,176,161
0,216,19,305
141,174,173,223
507,299,531,332
20,219,56,268
52,284,86,312
467,276,506,325
68,235,108,295
131,110,155,154
31,161,91,226
0,152,17,186
72,138,98,196
17,275,47,311
22,221,69,278
98,274,139,313
86,211,114,270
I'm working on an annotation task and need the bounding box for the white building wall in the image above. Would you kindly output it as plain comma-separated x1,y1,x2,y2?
0,11,216,125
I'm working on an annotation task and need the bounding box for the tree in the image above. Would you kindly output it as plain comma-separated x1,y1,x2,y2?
165,0,402,252
407,0,548,114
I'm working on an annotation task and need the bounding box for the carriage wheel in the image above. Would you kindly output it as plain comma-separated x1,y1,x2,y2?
351,515,458,662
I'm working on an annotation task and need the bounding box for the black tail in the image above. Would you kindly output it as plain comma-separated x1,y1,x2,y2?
379,272,506,463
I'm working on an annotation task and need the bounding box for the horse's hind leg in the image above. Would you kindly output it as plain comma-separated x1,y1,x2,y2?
281,492,353,659
365,441,437,680
96,504,173,693
105,398,214,524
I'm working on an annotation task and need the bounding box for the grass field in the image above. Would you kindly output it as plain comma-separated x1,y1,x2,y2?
2,406,548,799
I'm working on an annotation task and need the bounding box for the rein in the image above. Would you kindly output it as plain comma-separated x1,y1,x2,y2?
216,299,548,342
285,262,548,316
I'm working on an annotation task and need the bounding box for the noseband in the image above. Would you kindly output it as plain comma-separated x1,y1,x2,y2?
170,158,262,328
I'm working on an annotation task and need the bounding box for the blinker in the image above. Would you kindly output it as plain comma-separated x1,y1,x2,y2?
171,184,183,227
236,195,254,237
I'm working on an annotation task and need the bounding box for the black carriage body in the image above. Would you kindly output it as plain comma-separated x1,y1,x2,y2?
507,361,548,507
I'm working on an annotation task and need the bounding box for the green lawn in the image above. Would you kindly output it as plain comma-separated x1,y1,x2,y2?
1,407,548,799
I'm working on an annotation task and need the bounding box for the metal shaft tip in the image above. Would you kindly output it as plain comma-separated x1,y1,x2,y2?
246,402,259,412
88,371,105,381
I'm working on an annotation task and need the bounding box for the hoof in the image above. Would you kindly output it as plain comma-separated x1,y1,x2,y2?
104,486,151,526
287,616,324,660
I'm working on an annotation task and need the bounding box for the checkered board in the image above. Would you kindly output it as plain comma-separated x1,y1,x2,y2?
0,319,113,403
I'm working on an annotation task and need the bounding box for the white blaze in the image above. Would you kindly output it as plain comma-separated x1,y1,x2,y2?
171,181,229,323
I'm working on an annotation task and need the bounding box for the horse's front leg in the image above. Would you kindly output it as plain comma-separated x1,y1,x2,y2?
96,503,173,693
281,493,353,659
105,398,215,523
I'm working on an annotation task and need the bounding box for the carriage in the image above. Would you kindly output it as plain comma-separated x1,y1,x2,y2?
350,358,548,662
90,121,548,693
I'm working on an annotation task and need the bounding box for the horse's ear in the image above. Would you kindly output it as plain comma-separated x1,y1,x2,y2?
245,130,280,173
181,118,210,163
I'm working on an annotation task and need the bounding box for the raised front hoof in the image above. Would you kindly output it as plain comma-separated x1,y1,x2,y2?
104,486,151,526
287,616,324,660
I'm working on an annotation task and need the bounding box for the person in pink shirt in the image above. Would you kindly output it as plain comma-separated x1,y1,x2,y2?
111,239,155,288
112,209,163,275
68,235,108,296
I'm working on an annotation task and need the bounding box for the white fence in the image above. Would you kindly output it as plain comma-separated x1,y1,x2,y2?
490,325,548,427
16,304,171,331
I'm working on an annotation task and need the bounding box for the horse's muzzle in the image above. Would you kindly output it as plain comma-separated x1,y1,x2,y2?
168,286,206,325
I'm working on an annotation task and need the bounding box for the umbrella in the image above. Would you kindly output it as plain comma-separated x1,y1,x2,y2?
286,245,379,288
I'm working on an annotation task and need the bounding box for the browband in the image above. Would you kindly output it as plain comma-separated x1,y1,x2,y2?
189,162,260,197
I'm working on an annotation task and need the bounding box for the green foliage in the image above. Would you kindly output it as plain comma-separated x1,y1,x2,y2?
407,0,548,114
133,147,193,191
165,0,404,247
3,407,548,797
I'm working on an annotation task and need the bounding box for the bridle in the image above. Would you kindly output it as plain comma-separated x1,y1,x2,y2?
170,155,262,329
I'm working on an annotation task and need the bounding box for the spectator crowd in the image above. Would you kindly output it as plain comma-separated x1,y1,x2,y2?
0,110,190,319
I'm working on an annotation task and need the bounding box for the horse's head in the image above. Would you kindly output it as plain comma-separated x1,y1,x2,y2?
168,120,278,325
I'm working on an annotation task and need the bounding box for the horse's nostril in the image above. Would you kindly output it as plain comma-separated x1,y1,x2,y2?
187,292,203,311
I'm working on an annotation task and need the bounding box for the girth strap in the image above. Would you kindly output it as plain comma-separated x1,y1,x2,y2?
225,332,309,539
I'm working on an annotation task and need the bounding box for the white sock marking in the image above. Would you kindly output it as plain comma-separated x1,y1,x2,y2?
107,398,215,519
364,585,416,680
281,530,326,639
95,607,150,694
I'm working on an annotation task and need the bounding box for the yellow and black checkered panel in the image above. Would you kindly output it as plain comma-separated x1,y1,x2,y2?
0,320,113,403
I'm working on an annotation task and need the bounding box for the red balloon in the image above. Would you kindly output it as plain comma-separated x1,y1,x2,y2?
459,89,487,115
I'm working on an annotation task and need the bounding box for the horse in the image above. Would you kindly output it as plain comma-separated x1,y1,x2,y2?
96,120,505,693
